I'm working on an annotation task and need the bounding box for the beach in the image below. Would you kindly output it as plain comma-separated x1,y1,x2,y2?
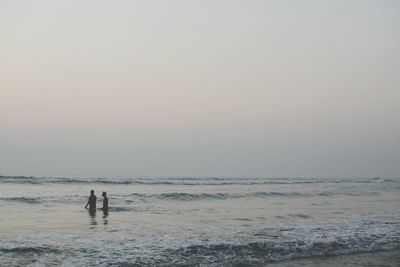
0,176,399,266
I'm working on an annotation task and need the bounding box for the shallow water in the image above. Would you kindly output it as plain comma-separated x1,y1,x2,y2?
0,176,399,266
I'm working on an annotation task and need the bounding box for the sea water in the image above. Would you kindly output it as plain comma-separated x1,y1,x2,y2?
0,176,399,266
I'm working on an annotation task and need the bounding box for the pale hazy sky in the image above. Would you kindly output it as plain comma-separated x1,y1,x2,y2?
1,0,399,178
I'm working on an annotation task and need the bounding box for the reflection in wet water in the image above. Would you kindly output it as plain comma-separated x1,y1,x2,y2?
103,209,109,225
88,210,109,227
88,210,97,227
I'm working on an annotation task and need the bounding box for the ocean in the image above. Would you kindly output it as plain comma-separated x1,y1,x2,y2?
0,176,399,266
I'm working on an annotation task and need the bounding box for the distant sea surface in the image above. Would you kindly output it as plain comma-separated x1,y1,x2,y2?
0,176,399,266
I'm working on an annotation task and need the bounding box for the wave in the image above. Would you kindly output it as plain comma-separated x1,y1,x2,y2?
108,207,137,212
123,191,318,202
1,221,399,266
0,191,309,205
0,189,382,205
0,197,42,204
1,175,398,186
129,229,400,266
123,190,381,202
0,246,60,254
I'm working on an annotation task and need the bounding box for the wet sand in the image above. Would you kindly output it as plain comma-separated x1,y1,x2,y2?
265,249,400,267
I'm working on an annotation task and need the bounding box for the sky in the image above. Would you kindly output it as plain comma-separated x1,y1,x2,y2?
0,0,399,178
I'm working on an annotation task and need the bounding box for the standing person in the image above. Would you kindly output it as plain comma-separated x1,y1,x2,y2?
101,192,108,211
85,190,97,212
102,192,109,219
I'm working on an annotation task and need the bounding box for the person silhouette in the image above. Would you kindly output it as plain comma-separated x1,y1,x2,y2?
102,192,109,219
85,190,97,212
101,192,108,210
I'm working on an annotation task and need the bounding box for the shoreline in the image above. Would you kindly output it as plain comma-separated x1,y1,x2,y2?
264,249,400,267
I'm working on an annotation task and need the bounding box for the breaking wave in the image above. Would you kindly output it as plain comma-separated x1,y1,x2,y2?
0,190,385,205
2,223,399,267
0,246,61,254
1,175,398,186
119,225,400,266
0,197,42,204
